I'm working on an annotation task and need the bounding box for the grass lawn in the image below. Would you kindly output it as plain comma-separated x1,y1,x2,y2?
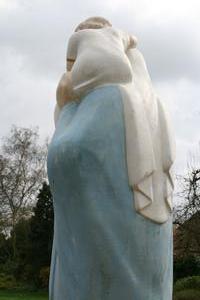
0,290,48,300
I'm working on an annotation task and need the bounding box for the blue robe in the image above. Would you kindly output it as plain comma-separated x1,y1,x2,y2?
47,86,173,300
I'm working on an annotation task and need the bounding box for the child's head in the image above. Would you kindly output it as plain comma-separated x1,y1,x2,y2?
75,17,112,32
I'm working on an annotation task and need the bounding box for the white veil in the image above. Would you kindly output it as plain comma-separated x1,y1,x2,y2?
119,48,176,223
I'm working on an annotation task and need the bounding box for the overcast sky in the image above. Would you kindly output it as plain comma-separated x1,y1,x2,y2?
0,0,200,174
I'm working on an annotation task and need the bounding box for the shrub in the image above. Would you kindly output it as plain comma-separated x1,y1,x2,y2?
174,256,200,282
0,273,17,289
39,267,50,288
174,276,200,292
173,289,200,300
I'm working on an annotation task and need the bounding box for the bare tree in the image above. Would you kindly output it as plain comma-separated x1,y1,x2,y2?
174,149,200,257
0,126,47,258
175,170,200,222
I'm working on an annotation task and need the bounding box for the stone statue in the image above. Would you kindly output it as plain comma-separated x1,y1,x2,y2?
47,16,176,300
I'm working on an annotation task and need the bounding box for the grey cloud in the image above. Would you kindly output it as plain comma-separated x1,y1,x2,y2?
156,79,200,173
139,23,200,82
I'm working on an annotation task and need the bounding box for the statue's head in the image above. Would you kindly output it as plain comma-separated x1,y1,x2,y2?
75,17,112,32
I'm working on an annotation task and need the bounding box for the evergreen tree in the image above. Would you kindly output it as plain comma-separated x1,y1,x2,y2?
28,182,54,286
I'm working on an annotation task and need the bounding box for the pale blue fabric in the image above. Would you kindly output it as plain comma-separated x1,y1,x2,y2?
47,86,173,300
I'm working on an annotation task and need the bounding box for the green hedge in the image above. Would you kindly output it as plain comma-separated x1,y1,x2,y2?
174,276,200,292
173,289,200,300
